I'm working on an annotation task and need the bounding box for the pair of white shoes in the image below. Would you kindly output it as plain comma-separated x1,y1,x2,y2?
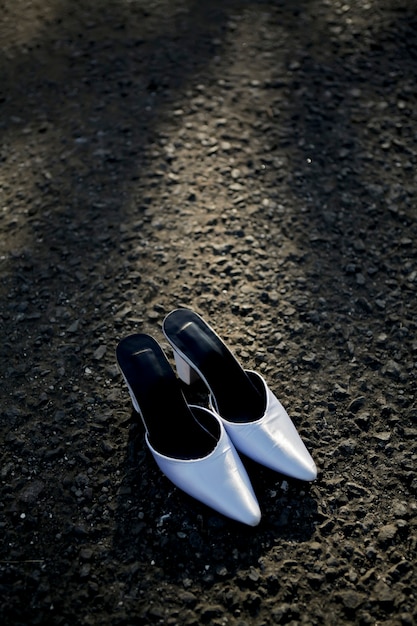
116,309,317,527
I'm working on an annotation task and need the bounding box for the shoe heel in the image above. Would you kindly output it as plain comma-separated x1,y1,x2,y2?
119,369,142,414
173,350,200,385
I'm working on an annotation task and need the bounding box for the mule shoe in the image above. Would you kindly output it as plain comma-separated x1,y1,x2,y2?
163,309,317,482
116,333,261,526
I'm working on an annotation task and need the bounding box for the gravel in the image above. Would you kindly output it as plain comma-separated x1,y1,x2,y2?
1,1,416,624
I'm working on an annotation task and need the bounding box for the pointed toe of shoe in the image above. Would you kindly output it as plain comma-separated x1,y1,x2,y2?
229,494,261,527
244,505,262,527
286,455,317,482
146,410,261,526
216,372,318,482
229,489,261,527
220,490,261,527
251,435,317,483
301,459,317,482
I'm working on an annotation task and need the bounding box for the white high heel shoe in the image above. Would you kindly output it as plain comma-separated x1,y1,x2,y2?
163,309,317,482
116,333,261,526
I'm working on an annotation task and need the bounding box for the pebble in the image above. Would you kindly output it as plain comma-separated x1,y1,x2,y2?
93,345,107,360
337,590,365,611
18,480,45,504
336,439,357,456
178,591,197,606
374,431,391,442
372,580,395,605
348,396,366,413
79,548,94,561
199,605,223,621
377,523,398,544
333,383,349,399
79,564,91,580
67,320,80,333
382,359,401,379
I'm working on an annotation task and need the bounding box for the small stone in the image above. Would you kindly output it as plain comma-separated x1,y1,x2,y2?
377,523,398,545
374,431,391,442
199,604,223,620
336,439,357,455
148,605,165,618
338,590,365,611
333,384,349,399
348,396,366,413
391,502,408,518
307,310,321,324
80,548,94,561
178,591,197,606
346,482,370,497
101,441,114,455
79,564,91,579
382,360,401,379
376,333,388,345
215,565,228,577
67,320,80,333
356,296,372,312
93,345,107,360
44,446,65,460
387,558,412,582
301,352,319,367
271,604,289,621
19,480,45,504
355,412,371,430
372,579,395,605
248,567,260,582
307,573,325,589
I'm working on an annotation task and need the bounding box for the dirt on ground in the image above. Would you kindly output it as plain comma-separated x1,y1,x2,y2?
1,1,416,624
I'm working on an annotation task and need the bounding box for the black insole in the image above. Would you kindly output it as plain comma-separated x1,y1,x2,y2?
164,310,265,423
116,334,218,459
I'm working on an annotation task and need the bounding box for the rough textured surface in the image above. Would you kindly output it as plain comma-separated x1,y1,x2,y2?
1,1,416,624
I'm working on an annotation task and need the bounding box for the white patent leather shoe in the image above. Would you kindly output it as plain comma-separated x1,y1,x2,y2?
163,309,317,482
116,333,261,526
